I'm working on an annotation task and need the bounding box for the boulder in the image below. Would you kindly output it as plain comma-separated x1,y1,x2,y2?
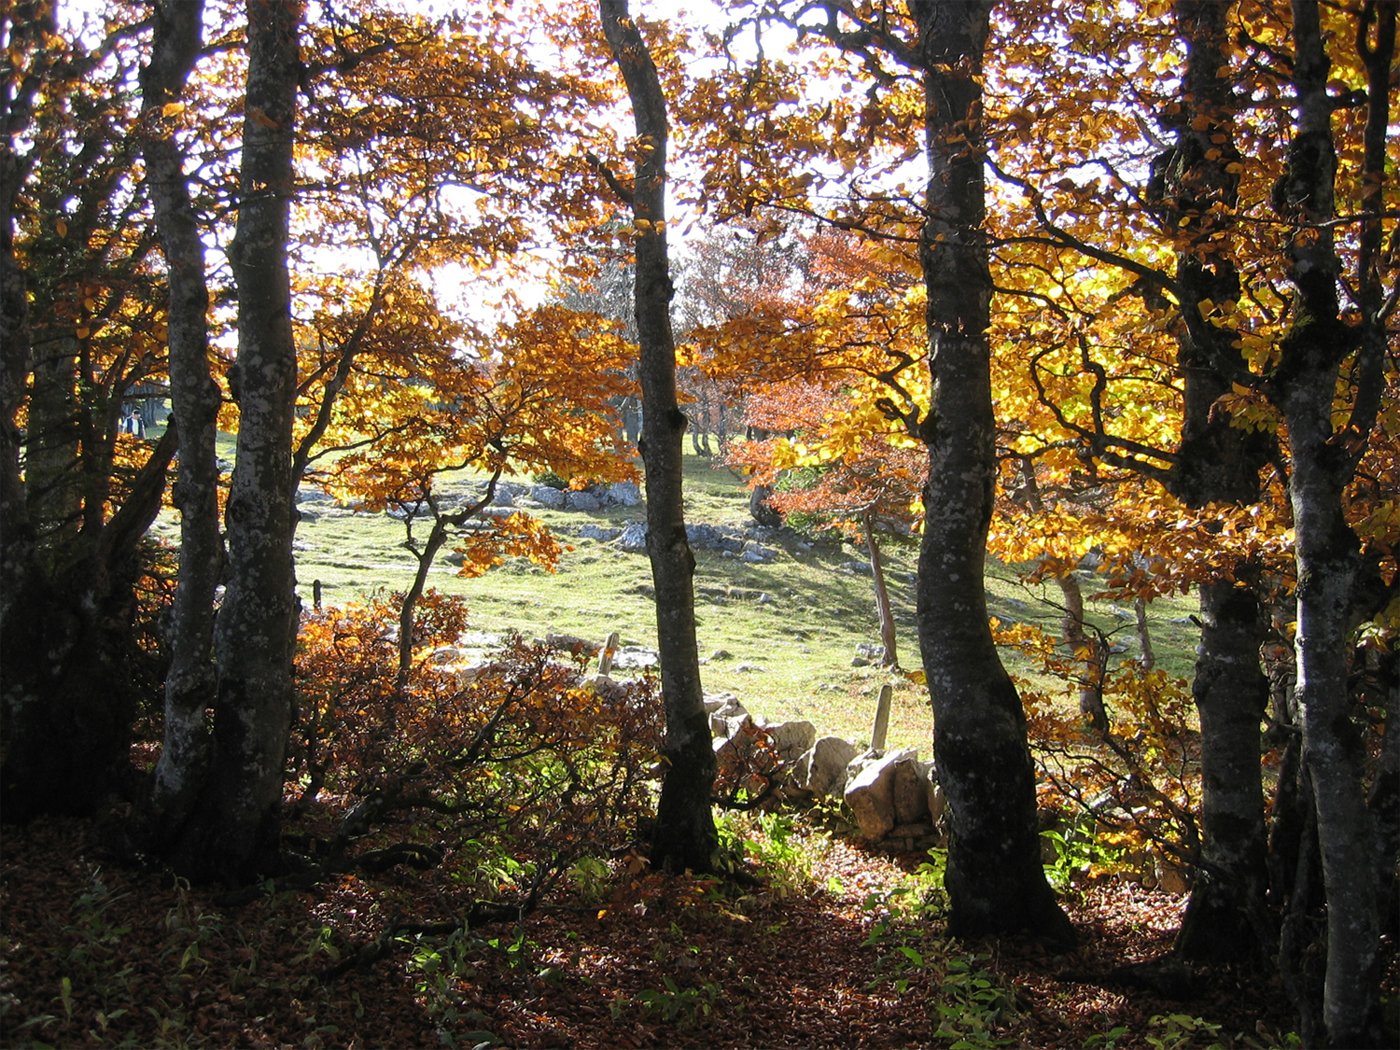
794,735,857,798
611,645,659,670
565,490,604,512
605,481,642,506
844,748,918,841
530,485,567,508
617,522,649,551
921,760,948,826
892,757,929,825
705,694,747,735
758,718,816,764
578,524,622,542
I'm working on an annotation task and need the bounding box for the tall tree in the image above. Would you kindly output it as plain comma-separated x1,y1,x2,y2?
1152,0,1275,964
904,0,1073,941
138,0,224,848
1267,0,1392,1042
597,0,717,872
1,5,177,818
160,0,306,880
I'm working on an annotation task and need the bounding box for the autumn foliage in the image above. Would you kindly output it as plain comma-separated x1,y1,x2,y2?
291,591,662,897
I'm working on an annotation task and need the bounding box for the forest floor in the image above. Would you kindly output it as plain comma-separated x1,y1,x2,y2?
1,809,1310,1050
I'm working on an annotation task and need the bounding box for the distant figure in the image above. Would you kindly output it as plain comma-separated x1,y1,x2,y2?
121,406,145,437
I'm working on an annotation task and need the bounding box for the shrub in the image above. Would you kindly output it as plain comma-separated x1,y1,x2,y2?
291,592,663,899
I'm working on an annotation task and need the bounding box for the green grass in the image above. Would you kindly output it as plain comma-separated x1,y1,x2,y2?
279,448,1198,753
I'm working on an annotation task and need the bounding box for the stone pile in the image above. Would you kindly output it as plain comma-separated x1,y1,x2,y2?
702,692,948,850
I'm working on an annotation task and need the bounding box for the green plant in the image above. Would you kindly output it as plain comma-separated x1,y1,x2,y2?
631,976,721,1028
1041,822,1127,893
566,855,612,902
714,810,814,896
1084,1025,1131,1049
402,926,501,1047
933,953,1017,1049
1145,1012,1225,1050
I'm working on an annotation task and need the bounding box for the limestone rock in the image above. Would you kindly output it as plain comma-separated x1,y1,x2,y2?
617,522,649,551
794,736,857,798
606,481,642,506
844,748,918,841
758,718,816,764
530,485,567,508
564,490,603,512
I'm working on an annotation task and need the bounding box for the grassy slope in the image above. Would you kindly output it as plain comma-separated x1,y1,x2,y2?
175,446,1196,753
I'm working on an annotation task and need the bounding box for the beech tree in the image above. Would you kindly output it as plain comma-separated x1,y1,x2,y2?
154,0,306,880
1265,1,1393,1042
596,0,718,872
139,0,224,859
1,4,177,818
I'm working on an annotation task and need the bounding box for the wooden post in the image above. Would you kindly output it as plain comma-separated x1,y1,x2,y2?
870,682,892,754
597,630,620,677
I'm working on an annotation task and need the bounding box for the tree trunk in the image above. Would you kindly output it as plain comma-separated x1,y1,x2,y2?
1175,579,1272,961
1056,573,1108,732
1,10,172,820
1133,597,1154,670
166,0,304,882
863,508,899,670
1368,647,1399,936
1268,2,1384,1041
1154,0,1276,965
910,0,1073,943
598,0,716,873
139,0,223,844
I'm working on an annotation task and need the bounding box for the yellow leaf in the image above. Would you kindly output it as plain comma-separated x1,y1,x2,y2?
161,101,185,117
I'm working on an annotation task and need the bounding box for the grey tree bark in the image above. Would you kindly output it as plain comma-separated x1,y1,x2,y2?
908,0,1073,942
1153,0,1275,965
1266,1,1390,1041
164,0,305,881
138,0,224,847
598,0,717,872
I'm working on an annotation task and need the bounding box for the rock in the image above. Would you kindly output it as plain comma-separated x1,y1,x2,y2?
582,673,632,704
844,748,918,841
578,524,622,542
296,507,319,522
686,523,744,553
530,485,567,508
545,632,598,655
428,646,463,665
892,757,929,825
794,735,857,798
734,662,764,673
565,490,603,512
703,692,744,714
605,481,642,506
841,559,872,575
851,656,870,668
759,718,816,763
617,522,649,551
709,649,733,662
611,645,658,670
740,548,773,564
1153,855,1189,895
922,760,947,826
706,695,748,735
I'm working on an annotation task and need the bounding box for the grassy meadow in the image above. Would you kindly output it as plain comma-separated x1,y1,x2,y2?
161,446,1198,754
